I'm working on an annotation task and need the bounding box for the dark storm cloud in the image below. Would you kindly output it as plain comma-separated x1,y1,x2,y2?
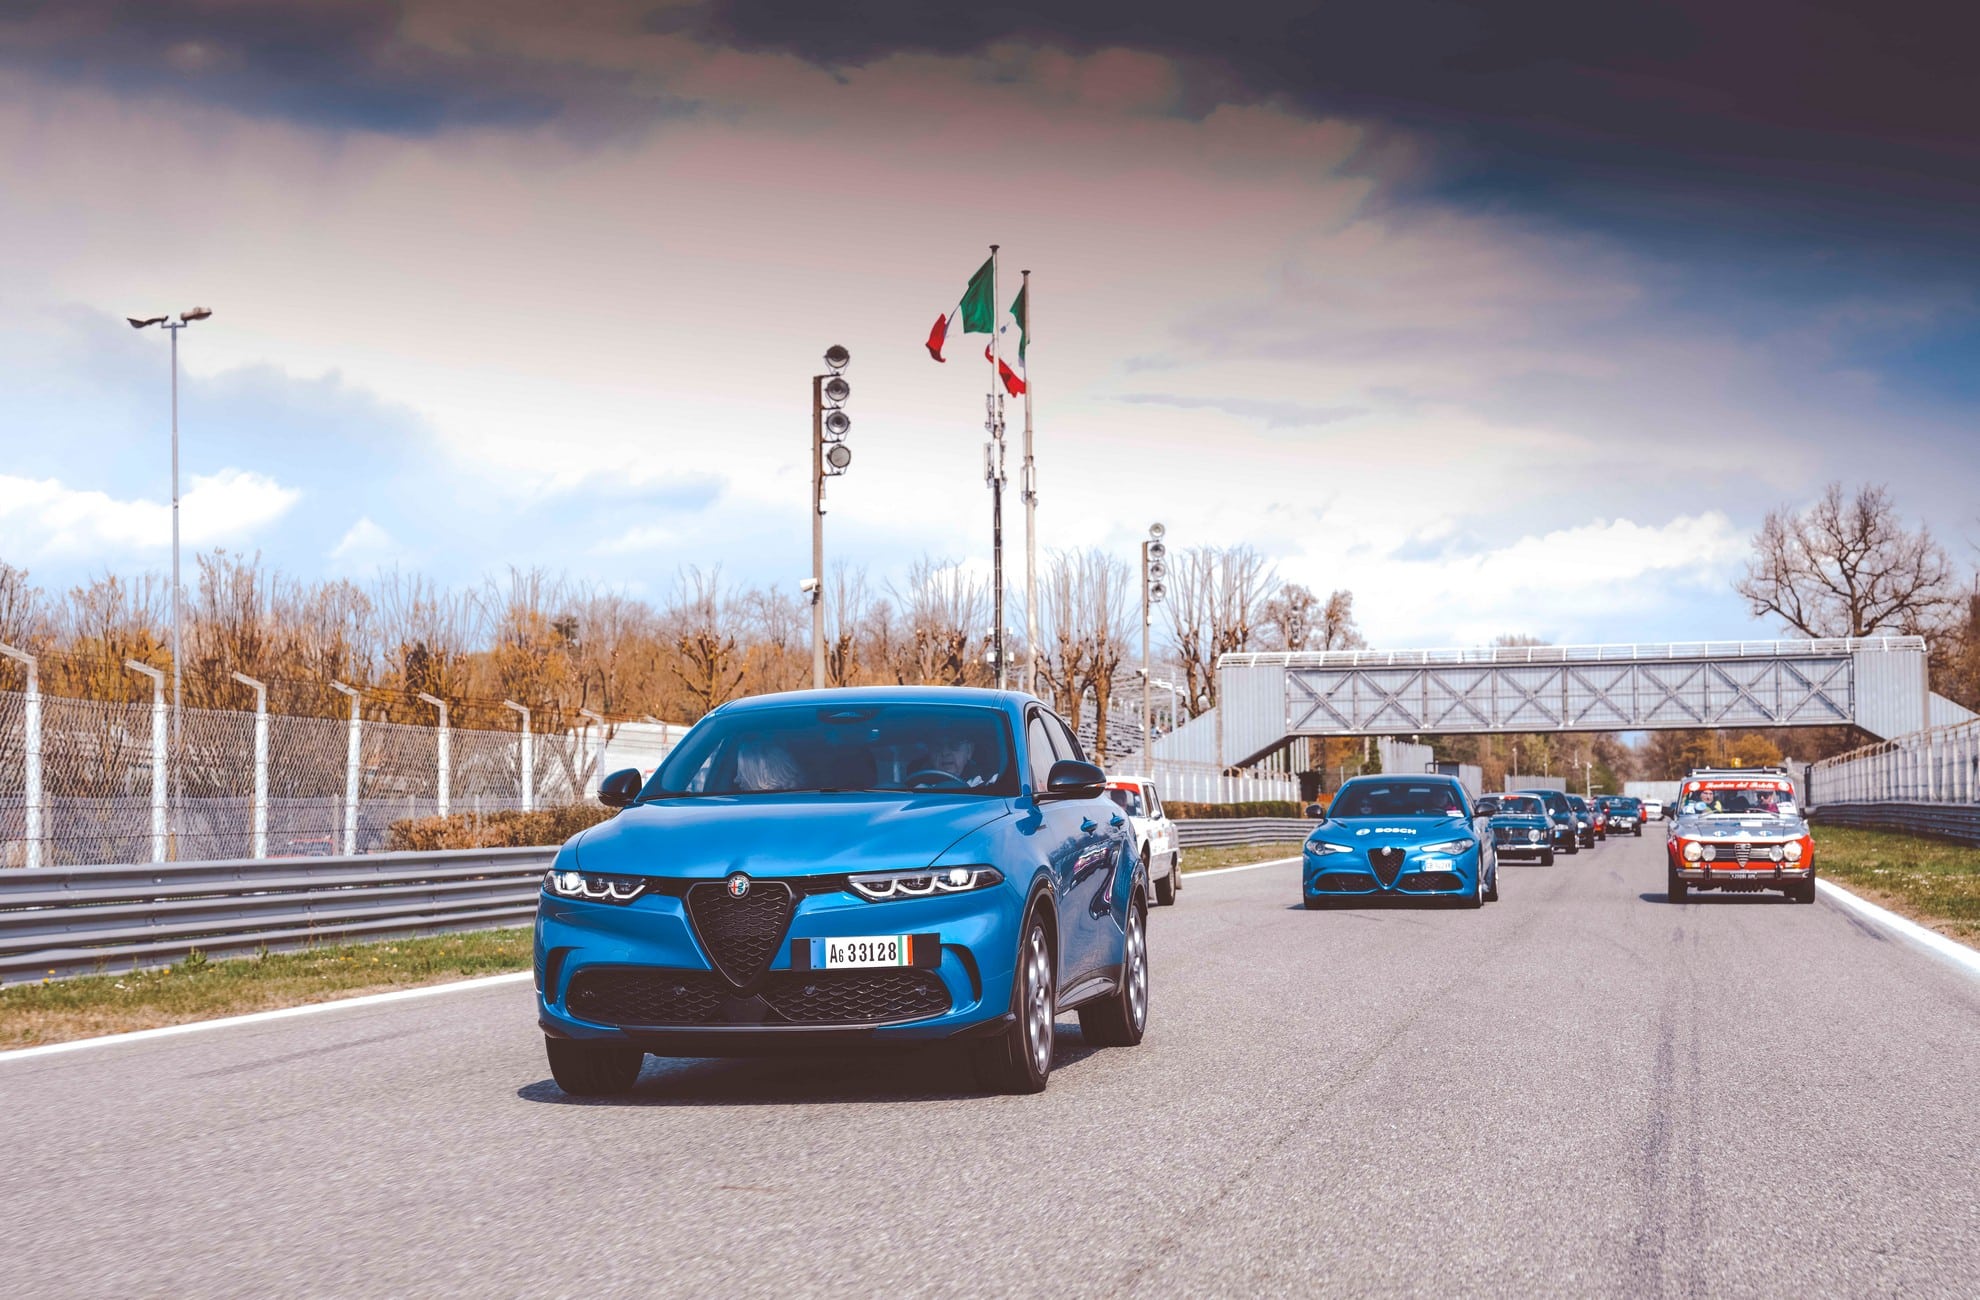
689,0,1980,251
0,0,688,135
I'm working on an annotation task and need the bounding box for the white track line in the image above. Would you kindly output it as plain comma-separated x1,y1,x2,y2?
1183,854,1301,878
0,971,533,1063
1818,878,1980,982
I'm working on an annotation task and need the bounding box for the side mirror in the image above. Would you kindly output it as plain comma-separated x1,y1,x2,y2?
1041,759,1106,801
598,767,643,809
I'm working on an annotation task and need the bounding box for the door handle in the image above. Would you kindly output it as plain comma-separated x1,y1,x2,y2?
1080,818,1097,832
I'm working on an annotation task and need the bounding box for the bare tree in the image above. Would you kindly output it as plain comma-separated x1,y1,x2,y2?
823,561,871,687
1737,483,1957,638
1072,551,1134,762
664,567,743,719
1163,545,1276,714
0,561,45,689
1034,551,1091,723
887,557,988,686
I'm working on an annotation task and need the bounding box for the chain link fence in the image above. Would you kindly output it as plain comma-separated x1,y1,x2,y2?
0,687,663,867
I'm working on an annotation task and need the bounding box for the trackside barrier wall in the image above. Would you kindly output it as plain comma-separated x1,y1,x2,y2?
0,819,1316,984
1808,803,1980,846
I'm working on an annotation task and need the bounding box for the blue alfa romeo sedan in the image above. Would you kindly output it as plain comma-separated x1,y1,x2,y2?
535,687,1148,1095
1302,774,1498,908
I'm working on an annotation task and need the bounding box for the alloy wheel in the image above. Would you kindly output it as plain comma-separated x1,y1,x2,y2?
1023,924,1054,1077
1124,906,1148,1033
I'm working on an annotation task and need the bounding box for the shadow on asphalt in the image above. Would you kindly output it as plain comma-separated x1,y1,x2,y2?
515,1024,1105,1106
1637,891,1798,905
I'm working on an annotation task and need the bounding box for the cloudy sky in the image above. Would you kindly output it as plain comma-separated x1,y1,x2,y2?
2,1,1975,647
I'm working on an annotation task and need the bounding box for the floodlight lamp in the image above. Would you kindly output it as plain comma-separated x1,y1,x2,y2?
824,410,851,437
1147,540,1166,561
1149,582,1167,603
181,307,213,322
824,344,850,371
1149,522,1165,539
1148,560,1166,581
823,375,851,403
826,443,853,470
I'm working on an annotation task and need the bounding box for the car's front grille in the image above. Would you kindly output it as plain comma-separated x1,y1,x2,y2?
566,969,730,1026
762,970,951,1025
686,881,796,987
1369,847,1406,888
1315,871,1371,892
1399,871,1463,891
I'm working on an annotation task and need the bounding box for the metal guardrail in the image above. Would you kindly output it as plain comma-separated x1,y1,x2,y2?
0,847,554,984
1174,818,1314,849
1,818,1319,985
1810,803,1980,846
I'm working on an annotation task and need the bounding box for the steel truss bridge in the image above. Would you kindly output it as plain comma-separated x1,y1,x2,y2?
1210,637,1956,767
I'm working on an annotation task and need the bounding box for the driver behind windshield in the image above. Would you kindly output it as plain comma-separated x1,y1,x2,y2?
918,731,992,788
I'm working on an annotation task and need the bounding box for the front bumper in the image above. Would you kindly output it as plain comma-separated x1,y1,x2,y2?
1673,865,1812,883
535,879,1021,1049
1304,849,1481,898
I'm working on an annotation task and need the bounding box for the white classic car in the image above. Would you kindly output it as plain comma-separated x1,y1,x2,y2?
1106,776,1183,906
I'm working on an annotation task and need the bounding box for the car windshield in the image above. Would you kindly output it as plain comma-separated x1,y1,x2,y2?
1106,787,1144,817
642,703,1017,798
1497,795,1544,816
1683,786,1786,815
1330,780,1466,819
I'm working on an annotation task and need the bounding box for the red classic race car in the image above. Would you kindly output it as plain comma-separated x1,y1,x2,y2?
1665,768,1815,903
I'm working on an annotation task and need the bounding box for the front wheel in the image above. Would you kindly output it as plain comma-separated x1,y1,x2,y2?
1540,848,1556,866
1789,874,1817,904
1668,866,1688,903
1152,847,1177,906
1079,896,1148,1047
972,910,1056,1094
544,1037,645,1096
1483,866,1500,902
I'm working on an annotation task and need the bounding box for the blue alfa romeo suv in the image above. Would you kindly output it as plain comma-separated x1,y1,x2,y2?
535,687,1148,1095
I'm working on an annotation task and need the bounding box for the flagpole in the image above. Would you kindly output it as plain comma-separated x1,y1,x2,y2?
1020,269,1038,698
986,244,1007,690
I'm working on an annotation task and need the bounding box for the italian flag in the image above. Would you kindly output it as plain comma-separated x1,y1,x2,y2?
925,257,1027,396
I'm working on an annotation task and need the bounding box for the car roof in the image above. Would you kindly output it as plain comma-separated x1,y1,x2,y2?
712,686,1037,718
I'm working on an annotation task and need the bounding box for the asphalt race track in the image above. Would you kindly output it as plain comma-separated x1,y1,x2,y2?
5,834,1978,1297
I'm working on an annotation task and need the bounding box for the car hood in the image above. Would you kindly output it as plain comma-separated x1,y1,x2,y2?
572,793,1015,878
1488,813,1551,828
1674,812,1808,839
1308,816,1473,850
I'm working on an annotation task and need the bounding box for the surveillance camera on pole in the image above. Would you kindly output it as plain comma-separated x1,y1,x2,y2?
811,345,853,689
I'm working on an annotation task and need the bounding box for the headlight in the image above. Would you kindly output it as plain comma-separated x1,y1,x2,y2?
1785,840,1804,862
1528,829,1543,843
1420,838,1472,854
544,869,645,905
1307,841,1352,856
849,865,1003,901
1769,845,1785,862
1701,845,1718,862
1682,841,1703,862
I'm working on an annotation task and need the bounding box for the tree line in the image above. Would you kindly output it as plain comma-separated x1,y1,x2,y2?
0,546,1361,760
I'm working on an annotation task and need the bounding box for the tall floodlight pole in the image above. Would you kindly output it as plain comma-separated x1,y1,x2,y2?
810,347,852,689
985,246,1008,689
1020,269,1038,696
1141,524,1167,765
127,307,211,857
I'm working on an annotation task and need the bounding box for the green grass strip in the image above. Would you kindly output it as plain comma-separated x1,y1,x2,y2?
1812,825,1980,943
2,928,533,1050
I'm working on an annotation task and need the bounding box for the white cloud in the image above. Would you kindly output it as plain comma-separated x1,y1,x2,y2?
328,515,397,564
0,468,298,556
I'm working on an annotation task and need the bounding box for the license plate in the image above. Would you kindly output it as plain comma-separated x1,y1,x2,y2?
797,934,940,969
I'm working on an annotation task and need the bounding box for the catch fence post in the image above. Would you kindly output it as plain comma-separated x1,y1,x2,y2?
1,645,40,868
125,660,167,862
331,681,362,855
418,694,450,820
504,700,533,813
232,673,268,858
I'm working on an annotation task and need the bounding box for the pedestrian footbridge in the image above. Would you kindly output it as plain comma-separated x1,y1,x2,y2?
1185,637,1970,769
